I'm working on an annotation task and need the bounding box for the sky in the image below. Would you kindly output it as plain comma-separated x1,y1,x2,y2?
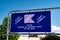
0,0,60,32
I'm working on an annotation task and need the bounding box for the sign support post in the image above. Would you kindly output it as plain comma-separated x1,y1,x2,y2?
7,13,9,40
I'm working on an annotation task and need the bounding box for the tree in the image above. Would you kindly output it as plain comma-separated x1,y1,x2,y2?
3,17,8,26
0,17,19,40
42,34,60,40
0,25,6,40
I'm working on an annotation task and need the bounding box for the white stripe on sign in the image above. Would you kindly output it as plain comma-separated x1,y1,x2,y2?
15,16,23,24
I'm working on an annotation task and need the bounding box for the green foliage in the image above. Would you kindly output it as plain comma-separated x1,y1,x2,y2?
9,34,19,40
3,17,8,26
0,17,19,40
1,34,6,40
42,34,60,40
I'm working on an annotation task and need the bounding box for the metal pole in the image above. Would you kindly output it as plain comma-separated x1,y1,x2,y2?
31,7,60,11
10,7,60,12
7,13,9,40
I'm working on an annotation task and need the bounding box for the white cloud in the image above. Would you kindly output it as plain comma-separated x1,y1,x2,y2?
51,25,60,33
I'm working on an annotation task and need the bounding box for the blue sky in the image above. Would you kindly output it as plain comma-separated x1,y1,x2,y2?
0,0,60,26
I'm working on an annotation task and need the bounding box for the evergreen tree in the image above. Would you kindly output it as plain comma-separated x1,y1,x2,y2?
0,17,19,40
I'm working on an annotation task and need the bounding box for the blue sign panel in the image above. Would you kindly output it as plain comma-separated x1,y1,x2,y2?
10,11,51,32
